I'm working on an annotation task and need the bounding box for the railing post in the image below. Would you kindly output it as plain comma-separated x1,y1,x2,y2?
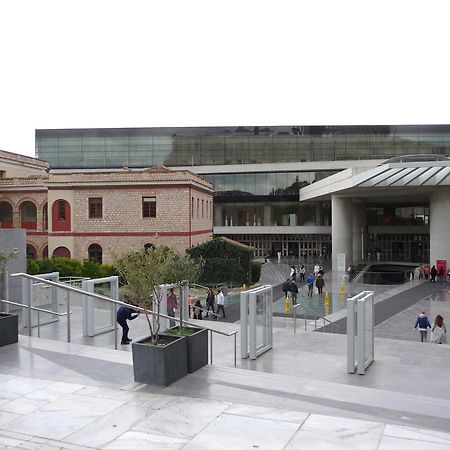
114,317,118,350
27,279,32,337
209,329,213,364
66,291,71,343
234,333,236,367
304,310,307,331
37,310,40,338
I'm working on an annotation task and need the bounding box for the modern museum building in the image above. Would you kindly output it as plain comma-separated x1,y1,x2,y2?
34,124,450,268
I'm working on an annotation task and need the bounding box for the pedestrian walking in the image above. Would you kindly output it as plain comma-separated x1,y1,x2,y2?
117,304,139,345
430,314,447,344
205,288,215,318
316,273,325,295
216,289,226,318
299,264,306,282
290,266,297,281
430,265,437,283
306,273,315,297
167,288,178,327
291,280,298,305
414,311,431,342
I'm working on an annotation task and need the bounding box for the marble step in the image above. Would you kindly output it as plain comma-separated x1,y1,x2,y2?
183,363,450,431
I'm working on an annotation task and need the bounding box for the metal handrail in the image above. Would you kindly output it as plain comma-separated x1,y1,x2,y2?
10,273,238,366
1,299,69,339
293,302,340,334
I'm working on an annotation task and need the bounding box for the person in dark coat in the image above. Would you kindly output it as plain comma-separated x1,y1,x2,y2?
282,278,292,300
430,265,438,283
315,274,325,295
117,305,139,344
205,288,215,318
193,299,203,320
290,280,299,305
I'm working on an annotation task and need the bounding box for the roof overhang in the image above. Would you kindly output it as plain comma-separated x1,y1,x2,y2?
300,161,450,202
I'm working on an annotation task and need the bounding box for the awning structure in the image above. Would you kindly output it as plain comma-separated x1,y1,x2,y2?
300,161,450,202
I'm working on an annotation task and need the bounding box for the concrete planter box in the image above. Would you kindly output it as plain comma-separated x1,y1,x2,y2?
163,327,208,373
131,334,187,386
0,313,18,347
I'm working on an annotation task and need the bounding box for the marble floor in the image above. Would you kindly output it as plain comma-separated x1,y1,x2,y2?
1,330,450,449
0,363,450,449
2,278,450,449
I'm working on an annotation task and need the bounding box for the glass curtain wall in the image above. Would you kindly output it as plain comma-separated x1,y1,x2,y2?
36,126,450,169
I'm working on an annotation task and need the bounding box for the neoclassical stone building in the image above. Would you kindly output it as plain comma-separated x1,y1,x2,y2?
0,150,213,263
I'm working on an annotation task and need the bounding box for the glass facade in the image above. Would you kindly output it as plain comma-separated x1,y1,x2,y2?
214,202,331,227
204,171,337,197
36,125,450,169
34,125,441,263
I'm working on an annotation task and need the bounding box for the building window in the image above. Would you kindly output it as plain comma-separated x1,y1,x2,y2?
53,246,71,258
89,198,103,219
197,198,199,219
52,200,71,232
142,197,156,218
202,199,204,219
58,200,66,221
88,243,103,264
192,197,194,218
20,202,37,230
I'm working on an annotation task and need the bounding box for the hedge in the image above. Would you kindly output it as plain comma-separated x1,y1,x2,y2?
27,257,117,279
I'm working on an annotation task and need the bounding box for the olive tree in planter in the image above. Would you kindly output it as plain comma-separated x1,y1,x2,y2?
163,254,207,373
0,249,19,348
113,246,202,385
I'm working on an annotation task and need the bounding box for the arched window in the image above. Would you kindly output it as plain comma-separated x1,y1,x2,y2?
52,246,71,258
52,200,71,231
88,243,103,264
0,201,13,228
20,201,37,229
43,203,48,231
144,243,155,251
26,244,37,259
43,246,48,259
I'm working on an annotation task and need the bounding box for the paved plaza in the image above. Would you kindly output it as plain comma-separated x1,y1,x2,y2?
1,267,450,449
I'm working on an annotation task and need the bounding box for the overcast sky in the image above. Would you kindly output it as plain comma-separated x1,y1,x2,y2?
1,0,449,158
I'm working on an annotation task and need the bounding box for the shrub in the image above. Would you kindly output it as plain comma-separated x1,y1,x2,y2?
251,261,262,284
187,237,253,286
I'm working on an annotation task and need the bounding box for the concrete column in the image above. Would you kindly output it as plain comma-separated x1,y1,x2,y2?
352,202,366,265
430,188,450,265
332,196,353,271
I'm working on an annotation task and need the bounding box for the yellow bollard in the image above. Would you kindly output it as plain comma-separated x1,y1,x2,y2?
242,283,247,291
284,296,292,314
324,291,330,305
339,282,345,295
